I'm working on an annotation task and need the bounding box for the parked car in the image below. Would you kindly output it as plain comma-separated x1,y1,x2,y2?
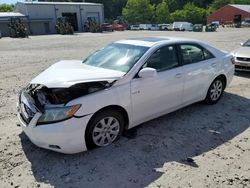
139,24,148,30
205,24,217,32
101,23,113,32
17,37,234,154
139,24,159,30
148,24,159,30
173,22,193,31
211,21,220,28
193,24,203,32
180,23,193,31
231,39,250,71
159,24,171,31
0,30,2,38
241,20,250,27
114,24,125,31
130,25,140,30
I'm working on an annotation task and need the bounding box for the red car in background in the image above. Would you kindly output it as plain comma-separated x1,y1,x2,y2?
101,22,126,32
113,23,125,31
101,23,113,32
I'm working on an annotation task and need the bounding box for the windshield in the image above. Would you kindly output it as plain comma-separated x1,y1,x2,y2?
82,43,149,72
243,39,250,47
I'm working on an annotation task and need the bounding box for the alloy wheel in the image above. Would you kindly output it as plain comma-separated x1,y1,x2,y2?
92,117,120,147
210,80,223,101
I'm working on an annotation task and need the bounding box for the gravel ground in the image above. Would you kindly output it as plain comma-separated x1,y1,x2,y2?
0,28,250,188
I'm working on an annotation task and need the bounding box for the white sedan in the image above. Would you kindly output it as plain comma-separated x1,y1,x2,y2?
17,37,234,154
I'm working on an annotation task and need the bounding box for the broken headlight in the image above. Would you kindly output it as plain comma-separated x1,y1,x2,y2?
37,104,81,124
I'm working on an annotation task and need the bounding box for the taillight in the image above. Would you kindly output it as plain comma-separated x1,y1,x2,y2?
231,57,235,64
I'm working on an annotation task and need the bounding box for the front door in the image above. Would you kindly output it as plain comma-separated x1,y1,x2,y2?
131,45,184,126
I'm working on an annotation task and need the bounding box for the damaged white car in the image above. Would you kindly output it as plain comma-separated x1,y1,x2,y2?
17,37,234,154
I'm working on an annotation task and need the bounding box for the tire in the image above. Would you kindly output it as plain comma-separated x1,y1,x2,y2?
85,110,124,149
205,77,225,105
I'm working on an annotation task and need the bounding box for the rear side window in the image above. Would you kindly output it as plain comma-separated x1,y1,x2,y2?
180,44,215,65
203,48,215,60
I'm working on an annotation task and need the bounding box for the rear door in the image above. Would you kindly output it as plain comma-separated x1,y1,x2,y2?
178,43,217,104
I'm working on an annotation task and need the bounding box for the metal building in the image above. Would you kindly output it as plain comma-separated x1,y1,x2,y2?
207,4,250,24
0,12,28,37
0,1,104,37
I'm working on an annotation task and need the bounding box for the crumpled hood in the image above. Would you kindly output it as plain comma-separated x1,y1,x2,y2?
233,47,250,57
30,60,125,88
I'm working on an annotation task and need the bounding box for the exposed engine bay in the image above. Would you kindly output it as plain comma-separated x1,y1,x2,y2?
24,81,113,112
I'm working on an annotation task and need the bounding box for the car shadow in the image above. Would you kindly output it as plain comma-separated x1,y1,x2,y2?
19,92,250,188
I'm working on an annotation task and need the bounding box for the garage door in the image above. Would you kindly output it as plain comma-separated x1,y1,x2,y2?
86,12,100,23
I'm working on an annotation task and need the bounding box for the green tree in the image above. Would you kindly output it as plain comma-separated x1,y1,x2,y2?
209,0,232,11
86,0,127,19
122,0,155,24
0,4,14,12
37,0,250,22
233,0,250,4
167,0,213,12
170,2,207,24
155,0,170,23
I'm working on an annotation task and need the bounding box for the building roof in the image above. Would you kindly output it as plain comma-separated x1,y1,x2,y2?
18,1,103,6
0,12,27,22
0,12,26,18
230,4,250,13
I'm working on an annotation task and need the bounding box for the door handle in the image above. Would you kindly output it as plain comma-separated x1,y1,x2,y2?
132,90,140,95
175,73,182,78
211,63,216,67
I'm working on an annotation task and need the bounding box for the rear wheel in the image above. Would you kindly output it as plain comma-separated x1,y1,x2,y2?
205,77,225,104
85,110,124,149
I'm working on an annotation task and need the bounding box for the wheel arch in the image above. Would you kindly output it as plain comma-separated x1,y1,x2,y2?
86,105,129,132
204,74,227,104
84,105,129,149
205,74,227,97
216,74,227,89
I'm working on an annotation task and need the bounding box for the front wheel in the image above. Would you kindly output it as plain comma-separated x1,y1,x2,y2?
205,77,225,104
85,110,124,149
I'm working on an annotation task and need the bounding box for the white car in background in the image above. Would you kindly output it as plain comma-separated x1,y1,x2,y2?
159,24,172,31
17,37,234,154
130,25,140,30
139,24,159,30
241,20,250,27
148,24,159,30
139,24,148,30
231,39,250,71
173,22,193,31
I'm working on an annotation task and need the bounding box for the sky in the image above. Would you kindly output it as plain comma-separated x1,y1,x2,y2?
0,0,24,4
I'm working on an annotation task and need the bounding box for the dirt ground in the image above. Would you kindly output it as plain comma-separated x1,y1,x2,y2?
0,28,250,188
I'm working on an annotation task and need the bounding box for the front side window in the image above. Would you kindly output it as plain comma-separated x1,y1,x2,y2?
143,45,179,71
82,43,149,73
180,44,215,65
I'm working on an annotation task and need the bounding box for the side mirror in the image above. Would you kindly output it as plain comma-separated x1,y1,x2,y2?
138,68,157,78
240,43,244,46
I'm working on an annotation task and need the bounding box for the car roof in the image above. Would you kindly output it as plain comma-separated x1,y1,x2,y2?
115,37,202,47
